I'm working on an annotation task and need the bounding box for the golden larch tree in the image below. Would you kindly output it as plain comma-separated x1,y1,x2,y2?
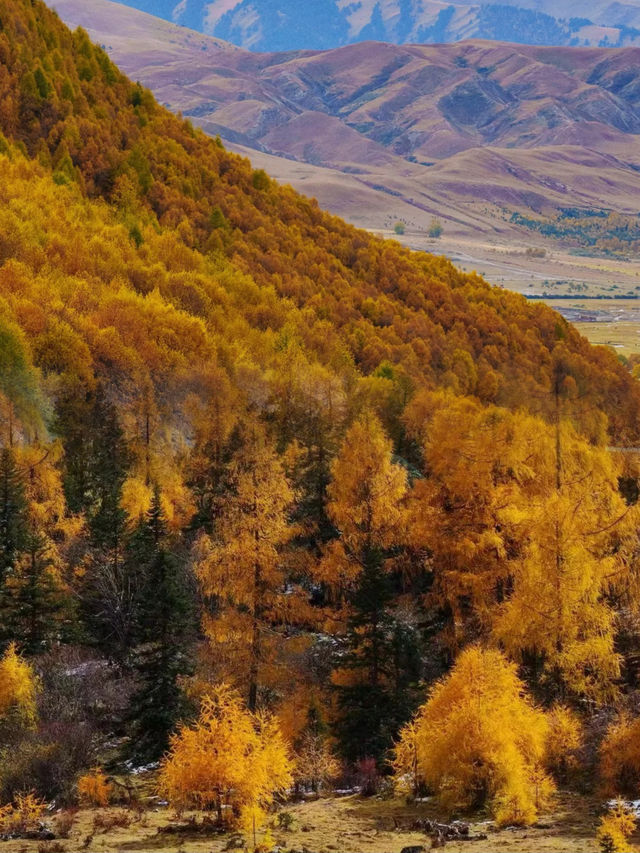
394,646,553,827
196,423,295,710
159,684,293,830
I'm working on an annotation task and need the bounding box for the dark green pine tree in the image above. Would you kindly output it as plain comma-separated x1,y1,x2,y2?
336,558,421,767
54,382,95,515
2,527,73,654
127,486,194,761
0,447,28,585
81,388,134,660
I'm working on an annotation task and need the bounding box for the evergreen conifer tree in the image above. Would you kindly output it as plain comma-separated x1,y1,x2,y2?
0,447,28,584
128,486,194,760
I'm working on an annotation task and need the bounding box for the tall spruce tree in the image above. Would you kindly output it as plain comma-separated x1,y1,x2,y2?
323,413,420,764
0,447,28,586
127,487,193,761
2,528,71,654
80,388,134,660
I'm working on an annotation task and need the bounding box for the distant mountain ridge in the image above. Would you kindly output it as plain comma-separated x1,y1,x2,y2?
53,0,640,242
110,0,640,50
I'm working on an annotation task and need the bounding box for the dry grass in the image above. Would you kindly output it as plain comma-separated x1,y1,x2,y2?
0,791,618,852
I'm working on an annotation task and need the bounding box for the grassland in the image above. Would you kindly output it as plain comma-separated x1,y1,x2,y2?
0,790,619,853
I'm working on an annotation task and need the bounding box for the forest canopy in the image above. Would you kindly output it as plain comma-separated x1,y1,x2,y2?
1,0,640,844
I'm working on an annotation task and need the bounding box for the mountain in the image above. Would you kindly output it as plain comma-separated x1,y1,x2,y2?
1,0,639,443
3,0,640,828
107,0,640,50
53,0,640,243
0,0,640,436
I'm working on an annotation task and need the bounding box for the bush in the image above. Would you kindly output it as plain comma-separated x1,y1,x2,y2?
394,222,406,235
600,714,640,797
0,723,95,804
428,218,443,238
77,769,112,807
0,792,46,835
294,733,340,795
276,811,295,831
55,809,77,838
546,705,583,780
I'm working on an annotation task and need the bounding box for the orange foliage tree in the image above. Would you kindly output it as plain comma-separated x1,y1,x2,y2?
321,413,416,761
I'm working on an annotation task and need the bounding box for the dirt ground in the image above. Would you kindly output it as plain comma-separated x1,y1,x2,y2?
0,790,617,853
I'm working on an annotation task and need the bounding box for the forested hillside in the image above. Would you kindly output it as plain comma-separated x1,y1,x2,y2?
2,0,640,847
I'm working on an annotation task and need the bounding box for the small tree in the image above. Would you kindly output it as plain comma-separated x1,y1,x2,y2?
428,218,443,238
294,732,340,796
600,714,640,797
394,222,406,235
394,646,553,826
545,705,583,781
159,685,293,831
597,801,636,853
77,768,112,807
0,643,38,730
322,413,417,764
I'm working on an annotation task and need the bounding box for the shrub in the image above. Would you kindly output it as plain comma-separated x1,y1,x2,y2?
546,705,583,780
91,809,131,834
55,809,77,838
597,800,636,853
0,643,39,732
77,768,112,807
294,733,340,795
600,714,640,797
428,218,443,238
277,811,295,831
394,222,406,235
0,723,95,804
0,791,46,835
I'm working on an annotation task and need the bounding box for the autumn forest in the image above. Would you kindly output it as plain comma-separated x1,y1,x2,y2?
2,1,640,851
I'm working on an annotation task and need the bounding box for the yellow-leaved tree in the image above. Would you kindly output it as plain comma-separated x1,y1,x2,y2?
0,643,38,731
195,423,295,710
159,684,293,831
406,389,636,703
393,646,553,826
600,713,640,797
492,424,636,703
405,392,553,646
597,800,636,853
545,705,583,781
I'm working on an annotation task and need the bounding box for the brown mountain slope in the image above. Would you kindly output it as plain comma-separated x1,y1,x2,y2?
52,0,640,242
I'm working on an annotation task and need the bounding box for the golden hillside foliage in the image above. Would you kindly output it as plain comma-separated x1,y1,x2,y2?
3,0,640,822
0,0,639,451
